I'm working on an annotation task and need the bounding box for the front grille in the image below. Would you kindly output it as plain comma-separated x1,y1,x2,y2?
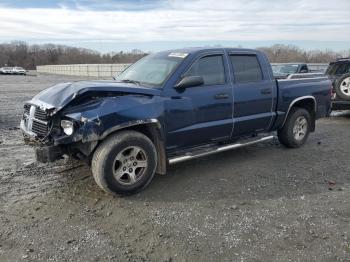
22,104,50,138
32,120,49,137
34,107,48,121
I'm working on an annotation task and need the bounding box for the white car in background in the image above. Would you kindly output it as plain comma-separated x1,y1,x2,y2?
0,67,14,74
12,67,26,75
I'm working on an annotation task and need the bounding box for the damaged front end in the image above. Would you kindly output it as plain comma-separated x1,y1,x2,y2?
20,81,163,164
20,106,79,163
20,99,105,163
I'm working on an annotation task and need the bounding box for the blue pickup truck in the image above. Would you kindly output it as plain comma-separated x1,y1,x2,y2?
21,48,332,195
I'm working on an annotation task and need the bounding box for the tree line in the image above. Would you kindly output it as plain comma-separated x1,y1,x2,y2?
258,44,350,63
0,41,147,69
0,41,349,69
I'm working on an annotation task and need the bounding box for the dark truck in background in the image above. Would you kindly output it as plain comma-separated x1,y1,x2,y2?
326,58,350,110
20,48,332,195
272,63,310,79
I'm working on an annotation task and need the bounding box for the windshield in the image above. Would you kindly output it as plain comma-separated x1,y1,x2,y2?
273,64,299,74
115,52,186,87
326,63,350,76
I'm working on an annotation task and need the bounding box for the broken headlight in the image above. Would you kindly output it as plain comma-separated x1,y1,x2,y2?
61,120,74,136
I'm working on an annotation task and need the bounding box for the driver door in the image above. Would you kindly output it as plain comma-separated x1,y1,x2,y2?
164,53,234,150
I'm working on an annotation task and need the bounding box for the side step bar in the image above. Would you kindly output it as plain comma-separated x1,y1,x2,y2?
168,135,274,165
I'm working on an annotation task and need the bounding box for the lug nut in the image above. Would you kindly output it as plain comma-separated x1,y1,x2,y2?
130,156,134,160
129,168,133,172
123,167,126,171
133,162,137,166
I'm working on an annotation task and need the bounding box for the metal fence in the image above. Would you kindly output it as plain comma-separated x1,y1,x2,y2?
36,64,131,78
36,63,330,78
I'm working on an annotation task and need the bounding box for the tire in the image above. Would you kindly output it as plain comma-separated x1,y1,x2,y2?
278,107,311,148
334,73,350,101
91,131,157,195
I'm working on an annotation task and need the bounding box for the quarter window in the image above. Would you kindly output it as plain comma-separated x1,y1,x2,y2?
230,55,263,83
185,55,225,85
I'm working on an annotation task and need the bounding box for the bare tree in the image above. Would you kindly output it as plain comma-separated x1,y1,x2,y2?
257,44,346,63
0,41,147,69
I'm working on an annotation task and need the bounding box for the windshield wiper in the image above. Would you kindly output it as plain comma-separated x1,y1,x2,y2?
120,79,141,85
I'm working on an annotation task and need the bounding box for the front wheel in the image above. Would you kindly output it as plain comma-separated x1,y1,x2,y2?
278,107,311,148
91,131,157,195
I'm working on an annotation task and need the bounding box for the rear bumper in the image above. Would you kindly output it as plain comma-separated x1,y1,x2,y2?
331,100,350,110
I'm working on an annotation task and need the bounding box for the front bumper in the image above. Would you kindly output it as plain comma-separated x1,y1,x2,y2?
35,145,64,163
20,120,63,163
20,119,37,138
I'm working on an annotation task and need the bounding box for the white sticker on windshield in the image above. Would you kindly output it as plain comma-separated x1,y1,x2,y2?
168,52,188,58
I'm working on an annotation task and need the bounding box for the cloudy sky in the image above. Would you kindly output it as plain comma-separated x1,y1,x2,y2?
0,0,349,52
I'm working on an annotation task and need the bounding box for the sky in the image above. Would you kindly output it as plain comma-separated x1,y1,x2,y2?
0,0,349,53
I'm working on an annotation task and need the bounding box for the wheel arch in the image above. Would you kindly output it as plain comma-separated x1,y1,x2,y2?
99,119,167,175
282,96,316,131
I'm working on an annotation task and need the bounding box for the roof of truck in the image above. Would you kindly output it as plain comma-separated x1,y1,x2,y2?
160,47,261,55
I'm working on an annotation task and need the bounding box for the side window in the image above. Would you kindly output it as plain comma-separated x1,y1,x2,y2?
300,65,308,72
185,55,225,85
229,55,263,83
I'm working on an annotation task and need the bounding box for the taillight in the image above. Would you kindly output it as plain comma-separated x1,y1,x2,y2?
329,83,335,98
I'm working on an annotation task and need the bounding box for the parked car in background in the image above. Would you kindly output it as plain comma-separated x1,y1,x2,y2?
0,67,14,74
20,48,331,195
12,67,26,75
326,58,350,110
272,63,310,79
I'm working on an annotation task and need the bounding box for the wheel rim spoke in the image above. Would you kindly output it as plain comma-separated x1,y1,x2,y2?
128,171,137,183
130,147,141,158
114,168,125,180
136,160,147,168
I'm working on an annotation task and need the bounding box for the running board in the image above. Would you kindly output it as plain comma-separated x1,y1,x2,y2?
168,135,274,165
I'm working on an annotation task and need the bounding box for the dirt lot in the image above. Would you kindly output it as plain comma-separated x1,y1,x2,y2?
0,73,350,262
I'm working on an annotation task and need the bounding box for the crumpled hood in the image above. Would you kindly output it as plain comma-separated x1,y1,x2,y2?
29,80,161,110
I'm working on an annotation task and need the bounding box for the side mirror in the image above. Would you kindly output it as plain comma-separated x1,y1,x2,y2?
175,76,204,89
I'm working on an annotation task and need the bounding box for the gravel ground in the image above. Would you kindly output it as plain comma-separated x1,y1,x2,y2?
0,73,350,262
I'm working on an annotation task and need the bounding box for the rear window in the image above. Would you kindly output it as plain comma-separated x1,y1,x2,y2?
230,55,263,83
326,63,350,75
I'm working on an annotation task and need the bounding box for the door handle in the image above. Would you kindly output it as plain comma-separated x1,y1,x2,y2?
260,88,272,95
214,93,229,99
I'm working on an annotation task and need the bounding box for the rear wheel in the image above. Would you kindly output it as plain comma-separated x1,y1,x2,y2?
278,107,311,148
92,131,157,195
335,73,350,101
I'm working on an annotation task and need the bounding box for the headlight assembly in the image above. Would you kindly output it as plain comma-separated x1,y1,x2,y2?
61,120,74,136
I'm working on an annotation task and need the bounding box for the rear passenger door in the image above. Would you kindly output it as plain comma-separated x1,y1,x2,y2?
229,53,275,137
